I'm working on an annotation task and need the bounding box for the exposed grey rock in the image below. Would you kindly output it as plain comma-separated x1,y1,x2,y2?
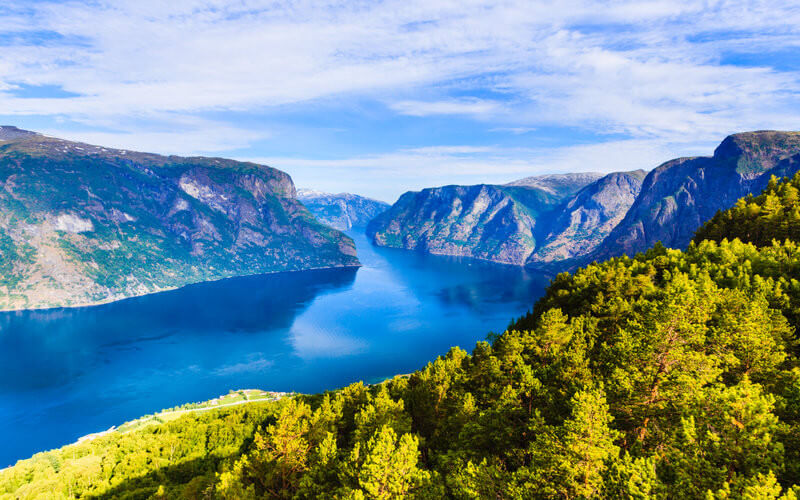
0,128,359,311
297,189,390,230
529,170,646,263
592,131,800,260
506,172,604,195
367,173,617,266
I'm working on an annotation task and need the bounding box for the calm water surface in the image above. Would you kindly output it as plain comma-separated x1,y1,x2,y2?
0,232,553,466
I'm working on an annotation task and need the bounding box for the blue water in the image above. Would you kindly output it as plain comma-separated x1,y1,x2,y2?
0,232,552,466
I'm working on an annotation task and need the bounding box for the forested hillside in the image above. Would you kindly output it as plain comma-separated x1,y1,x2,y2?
694,172,800,247
6,177,800,498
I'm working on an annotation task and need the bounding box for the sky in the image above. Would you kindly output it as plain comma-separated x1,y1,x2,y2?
0,1,799,202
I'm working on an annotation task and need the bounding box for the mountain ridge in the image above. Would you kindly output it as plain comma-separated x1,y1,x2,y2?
367,171,644,266
590,130,800,261
0,128,359,310
369,131,800,268
297,189,390,230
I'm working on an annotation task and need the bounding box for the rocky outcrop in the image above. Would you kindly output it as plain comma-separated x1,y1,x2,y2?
592,131,800,260
297,190,390,231
366,173,623,266
506,172,604,194
529,170,646,263
0,128,359,310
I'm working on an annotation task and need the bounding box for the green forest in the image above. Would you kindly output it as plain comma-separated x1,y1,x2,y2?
6,175,800,499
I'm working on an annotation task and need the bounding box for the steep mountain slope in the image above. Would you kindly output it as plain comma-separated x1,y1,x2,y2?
529,170,646,263
592,131,800,259
297,189,390,230
366,172,640,266
366,182,563,265
0,127,359,310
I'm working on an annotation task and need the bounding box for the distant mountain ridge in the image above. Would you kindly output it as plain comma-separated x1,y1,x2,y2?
366,172,642,265
591,131,800,260
297,189,390,231
505,172,604,194
368,131,800,267
530,170,647,264
0,128,359,310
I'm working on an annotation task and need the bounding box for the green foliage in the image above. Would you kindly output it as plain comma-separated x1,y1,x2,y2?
695,173,800,247
8,175,800,498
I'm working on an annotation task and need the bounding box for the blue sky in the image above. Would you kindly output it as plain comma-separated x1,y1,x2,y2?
0,1,799,201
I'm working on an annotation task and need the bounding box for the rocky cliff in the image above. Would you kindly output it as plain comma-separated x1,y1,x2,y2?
0,127,359,310
365,172,638,266
529,170,646,263
592,131,800,259
297,189,390,230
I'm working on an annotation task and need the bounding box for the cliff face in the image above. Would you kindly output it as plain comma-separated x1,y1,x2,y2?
592,131,800,259
297,190,390,231
367,184,550,265
366,173,634,266
529,170,646,263
0,127,359,310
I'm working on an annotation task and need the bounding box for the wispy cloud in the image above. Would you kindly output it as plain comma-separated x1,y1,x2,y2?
391,98,502,117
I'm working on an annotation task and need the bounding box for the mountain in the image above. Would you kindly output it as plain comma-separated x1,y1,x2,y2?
366,172,641,266
366,183,562,265
693,171,800,248
529,170,647,263
505,171,604,194
0,127,359,310
297,189,390,230
369,131,800,267
592,131,800,259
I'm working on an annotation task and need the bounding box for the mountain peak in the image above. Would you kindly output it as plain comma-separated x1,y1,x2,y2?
0,126,39,141
505,172,605,198
713,130,800,170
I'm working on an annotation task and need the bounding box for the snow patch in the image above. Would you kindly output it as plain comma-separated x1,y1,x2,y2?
54,213,94,233
174,198,190,211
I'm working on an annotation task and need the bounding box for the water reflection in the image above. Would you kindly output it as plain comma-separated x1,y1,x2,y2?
0,267,358,392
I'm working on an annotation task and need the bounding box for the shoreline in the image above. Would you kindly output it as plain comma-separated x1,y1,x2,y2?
2,390,292,470
0,263,361,313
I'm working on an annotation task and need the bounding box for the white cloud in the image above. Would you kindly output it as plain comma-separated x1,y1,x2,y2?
391,98,502,116
1,0,797,131
40,123,269,155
